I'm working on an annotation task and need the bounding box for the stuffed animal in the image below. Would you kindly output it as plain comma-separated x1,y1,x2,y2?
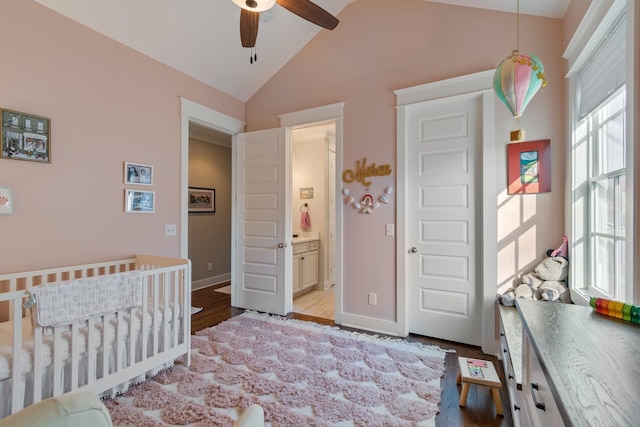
497,256,570,306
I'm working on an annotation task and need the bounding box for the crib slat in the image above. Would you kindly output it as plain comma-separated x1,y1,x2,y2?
115,311,123,371
152,272,159,356
10,297,23,413
52,328,63,395
141,279,148,364
32,326,43,405
87,317,96,384
101,314,109,380
70,323,80,391
128,307,135,366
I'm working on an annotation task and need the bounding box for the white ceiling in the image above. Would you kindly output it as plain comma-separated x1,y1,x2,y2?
34,0,570,102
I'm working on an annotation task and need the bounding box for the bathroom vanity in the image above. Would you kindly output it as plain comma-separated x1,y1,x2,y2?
292,236,319,295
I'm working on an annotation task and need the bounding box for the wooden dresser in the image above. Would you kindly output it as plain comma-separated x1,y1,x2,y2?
499,299,640,426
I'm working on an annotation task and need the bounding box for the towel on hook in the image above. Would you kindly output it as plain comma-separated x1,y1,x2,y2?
300,211,311,230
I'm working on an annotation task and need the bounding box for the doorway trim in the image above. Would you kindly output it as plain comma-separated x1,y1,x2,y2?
395,71,499,355
179,98,245,259
280,102,344,324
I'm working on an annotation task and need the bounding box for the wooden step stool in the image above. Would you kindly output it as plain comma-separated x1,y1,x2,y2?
456,356,503,416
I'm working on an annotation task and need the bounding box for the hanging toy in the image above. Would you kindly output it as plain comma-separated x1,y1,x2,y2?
360,194,374,214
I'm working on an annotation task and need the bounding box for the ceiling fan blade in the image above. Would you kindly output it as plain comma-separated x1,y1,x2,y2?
240,9,259,48
276,0,339,30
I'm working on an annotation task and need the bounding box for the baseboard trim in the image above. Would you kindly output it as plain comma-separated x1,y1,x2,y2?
192,273,231,290
338,312,401,337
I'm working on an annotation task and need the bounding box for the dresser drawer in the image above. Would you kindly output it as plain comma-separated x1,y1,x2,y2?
523,334,564,426
309,240,318,251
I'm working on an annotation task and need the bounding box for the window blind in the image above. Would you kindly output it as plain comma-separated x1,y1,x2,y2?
577,12,626,119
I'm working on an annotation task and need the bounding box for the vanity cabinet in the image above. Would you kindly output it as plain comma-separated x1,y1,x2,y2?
293,240,318,294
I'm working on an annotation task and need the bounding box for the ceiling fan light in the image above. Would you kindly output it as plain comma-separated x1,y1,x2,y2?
232,0,276,13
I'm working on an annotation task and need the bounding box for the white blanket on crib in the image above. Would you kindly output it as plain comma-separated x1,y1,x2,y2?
30,271,142,327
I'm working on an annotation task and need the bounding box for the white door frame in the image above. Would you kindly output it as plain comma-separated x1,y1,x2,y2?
280,102,344,323
395,71,499,355
179,98,245,260
180,99,344,321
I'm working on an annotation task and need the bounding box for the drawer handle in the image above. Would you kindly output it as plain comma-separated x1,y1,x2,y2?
530,383,546,411
508,374,513,380
514,404,520,411
500,332,505,337
503,348,507,353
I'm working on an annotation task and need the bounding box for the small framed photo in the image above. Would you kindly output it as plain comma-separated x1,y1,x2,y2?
124,189,155,213
1,109,51,163
188,187,215,213
0,187,13,215
124,162,153,186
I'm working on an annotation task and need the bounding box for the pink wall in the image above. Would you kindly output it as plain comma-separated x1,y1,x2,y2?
246,0,567,321
0,0,244,273
563,0,592,48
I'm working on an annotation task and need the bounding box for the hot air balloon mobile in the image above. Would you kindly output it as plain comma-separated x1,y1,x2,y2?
494,50,548,141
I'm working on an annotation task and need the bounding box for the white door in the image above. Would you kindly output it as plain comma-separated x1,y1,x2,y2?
234,127,291,315
406,95,481,345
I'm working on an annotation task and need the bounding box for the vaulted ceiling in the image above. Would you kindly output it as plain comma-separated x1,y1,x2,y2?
34,0,570,102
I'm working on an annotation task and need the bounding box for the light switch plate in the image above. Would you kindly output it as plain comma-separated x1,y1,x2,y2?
165,224,177,236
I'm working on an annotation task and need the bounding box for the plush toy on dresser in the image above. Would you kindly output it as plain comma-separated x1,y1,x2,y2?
497,255,571,306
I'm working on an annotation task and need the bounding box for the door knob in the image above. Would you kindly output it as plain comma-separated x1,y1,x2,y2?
410,247,418,253
277,243,285,248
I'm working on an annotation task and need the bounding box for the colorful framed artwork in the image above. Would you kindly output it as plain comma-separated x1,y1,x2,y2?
124,189,155,213
188,187,215,213
0,109,51,163
507,139,551,194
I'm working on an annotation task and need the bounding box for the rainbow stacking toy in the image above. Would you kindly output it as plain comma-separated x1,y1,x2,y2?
590,297,640,324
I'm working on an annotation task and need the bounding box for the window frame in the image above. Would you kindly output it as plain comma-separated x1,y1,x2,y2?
565,0,637,306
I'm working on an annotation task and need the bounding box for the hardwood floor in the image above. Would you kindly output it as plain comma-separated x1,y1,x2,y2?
190,286,513,427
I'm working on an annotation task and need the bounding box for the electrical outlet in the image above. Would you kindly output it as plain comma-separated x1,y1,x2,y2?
368,293,377,306
207,262,213,271
385,224,394,236
165,224,177,236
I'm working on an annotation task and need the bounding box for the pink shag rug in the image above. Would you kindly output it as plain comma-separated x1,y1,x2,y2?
103,312,448,426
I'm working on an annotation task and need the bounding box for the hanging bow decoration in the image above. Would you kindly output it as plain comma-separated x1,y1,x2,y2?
493,50,547,141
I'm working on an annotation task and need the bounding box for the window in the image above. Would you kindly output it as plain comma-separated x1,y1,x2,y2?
569,3,632,304
583,90,626,299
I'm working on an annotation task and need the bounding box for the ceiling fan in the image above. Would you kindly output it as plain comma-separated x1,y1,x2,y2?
232,0,339,62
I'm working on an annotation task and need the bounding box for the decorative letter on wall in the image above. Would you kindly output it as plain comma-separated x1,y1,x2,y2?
342,157,393,214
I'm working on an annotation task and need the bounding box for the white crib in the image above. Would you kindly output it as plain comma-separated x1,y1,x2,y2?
0,255,191,418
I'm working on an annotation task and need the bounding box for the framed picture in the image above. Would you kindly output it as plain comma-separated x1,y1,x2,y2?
188,187,215,213
124,189,155,213
507,139,551,194
124,162,153,186
0,109,51,163
0,187,13,215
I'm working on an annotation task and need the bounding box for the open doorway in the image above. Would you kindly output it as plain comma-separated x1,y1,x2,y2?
181,98,342,323
187,121,337,320
187,122,233,293
290,124,336,320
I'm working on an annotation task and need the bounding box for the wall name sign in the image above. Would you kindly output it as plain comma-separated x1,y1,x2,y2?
342,157,392,187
